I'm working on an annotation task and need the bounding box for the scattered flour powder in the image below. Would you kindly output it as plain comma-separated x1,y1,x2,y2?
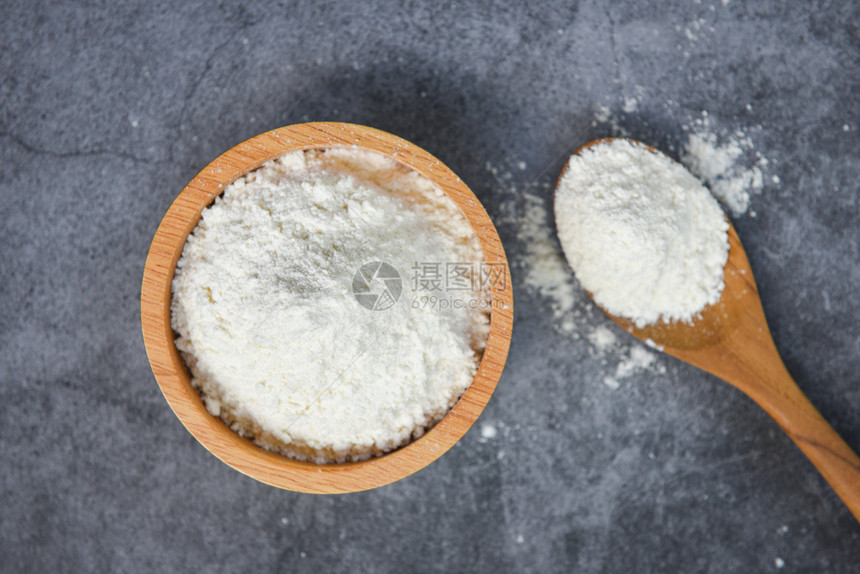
486,161,580,336
172,148,489,463
604,348,658,390
587,325,617,354
682,114,766,216
554,138,729,328
518,192,578,330
479,422,498,441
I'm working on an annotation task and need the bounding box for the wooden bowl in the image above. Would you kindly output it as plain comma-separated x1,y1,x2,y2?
140,122,514,493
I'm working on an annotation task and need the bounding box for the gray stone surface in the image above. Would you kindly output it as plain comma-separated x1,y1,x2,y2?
2,1,859,572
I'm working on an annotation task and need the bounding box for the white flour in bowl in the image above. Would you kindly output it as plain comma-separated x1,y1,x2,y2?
171,148,489,463
554,139,729,328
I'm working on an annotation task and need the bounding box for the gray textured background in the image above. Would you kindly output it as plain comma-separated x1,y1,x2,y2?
2,1,859,572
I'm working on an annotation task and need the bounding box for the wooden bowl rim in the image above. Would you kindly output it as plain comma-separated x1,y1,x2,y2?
140,122,514,493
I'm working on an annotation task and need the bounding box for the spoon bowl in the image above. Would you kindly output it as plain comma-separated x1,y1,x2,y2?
558,137,860,521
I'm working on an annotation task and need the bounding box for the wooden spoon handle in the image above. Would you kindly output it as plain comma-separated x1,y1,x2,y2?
748,369,860,522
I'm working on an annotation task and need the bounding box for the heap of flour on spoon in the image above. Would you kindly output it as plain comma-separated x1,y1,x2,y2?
554,138,729,328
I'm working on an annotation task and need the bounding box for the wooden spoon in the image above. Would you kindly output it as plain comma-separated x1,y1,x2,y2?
557,137,860,521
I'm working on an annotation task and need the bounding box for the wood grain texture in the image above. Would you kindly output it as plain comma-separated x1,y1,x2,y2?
141,122,514,493
561,137,860,522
